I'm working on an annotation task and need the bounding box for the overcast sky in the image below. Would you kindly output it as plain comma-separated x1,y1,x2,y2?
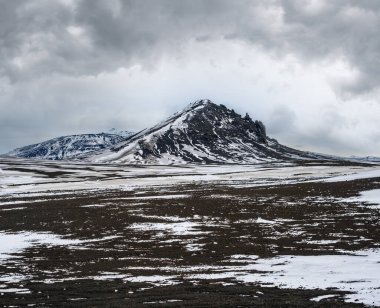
1,0,380,156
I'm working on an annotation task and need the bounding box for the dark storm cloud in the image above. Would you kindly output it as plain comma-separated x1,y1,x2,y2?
1,0,380,95
282,0,380,96
1,0,380,155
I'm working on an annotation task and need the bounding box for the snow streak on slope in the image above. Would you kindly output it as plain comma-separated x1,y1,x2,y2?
7,133,127,160
91,100,326,164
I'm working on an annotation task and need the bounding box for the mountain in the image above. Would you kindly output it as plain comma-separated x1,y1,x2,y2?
89,100,326,164
349,156,380,163
106,128,135,139
7,133,127,160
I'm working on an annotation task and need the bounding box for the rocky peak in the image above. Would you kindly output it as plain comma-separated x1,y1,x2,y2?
177,101,267,145
185,99,213,109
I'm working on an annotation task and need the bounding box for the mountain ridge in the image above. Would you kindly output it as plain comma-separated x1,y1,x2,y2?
88,100,327,164
6,133,130,160
5,100,334,164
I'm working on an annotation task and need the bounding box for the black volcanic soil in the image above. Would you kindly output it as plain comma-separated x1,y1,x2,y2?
0,163,379,307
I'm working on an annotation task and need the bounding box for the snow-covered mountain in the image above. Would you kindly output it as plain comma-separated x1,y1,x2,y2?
106,128,135,139
349,156,380,163
7,133,127,160
89,100,326,164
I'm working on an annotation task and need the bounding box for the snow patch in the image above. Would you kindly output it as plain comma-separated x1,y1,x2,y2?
323,169,380,182
310,294,339,302
0,232,120,260
233,250,380,306
128,221,207,236
354,189,380,207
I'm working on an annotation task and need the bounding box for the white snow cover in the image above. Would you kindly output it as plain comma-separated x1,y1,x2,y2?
310,294,339,302
346,189,380,208
128,221,207,236
0,231,119,260
1,159,380,196
323,169,380,182
255,217,278,224
356,189,380,206
233,250,380,306
179,250,380,306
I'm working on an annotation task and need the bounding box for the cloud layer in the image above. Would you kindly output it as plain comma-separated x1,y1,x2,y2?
1,0,380,155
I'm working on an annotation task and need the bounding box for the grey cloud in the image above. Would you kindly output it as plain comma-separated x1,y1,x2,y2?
279,0,380,96
258,103,380,156
2,0,380,96
1,0,380,155
265,105,297,135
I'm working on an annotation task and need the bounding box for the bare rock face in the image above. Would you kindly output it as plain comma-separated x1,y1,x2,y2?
254,120,267,143
91,100,325,164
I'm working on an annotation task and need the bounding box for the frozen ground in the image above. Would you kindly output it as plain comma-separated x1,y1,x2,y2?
0,157,380,307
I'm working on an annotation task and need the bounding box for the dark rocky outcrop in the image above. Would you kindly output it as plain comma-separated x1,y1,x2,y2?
92,100,327,164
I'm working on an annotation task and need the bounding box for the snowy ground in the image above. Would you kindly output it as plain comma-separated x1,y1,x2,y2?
0,157,380,306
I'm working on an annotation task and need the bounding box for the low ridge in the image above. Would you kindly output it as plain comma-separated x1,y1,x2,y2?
7,133,128,160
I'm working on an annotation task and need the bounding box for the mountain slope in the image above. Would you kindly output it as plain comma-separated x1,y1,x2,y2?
89,100,325,164
349,156,380,163
106,128,135,139
7,133,128,160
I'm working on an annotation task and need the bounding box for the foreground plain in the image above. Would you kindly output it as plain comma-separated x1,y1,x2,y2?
0,158,380,307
